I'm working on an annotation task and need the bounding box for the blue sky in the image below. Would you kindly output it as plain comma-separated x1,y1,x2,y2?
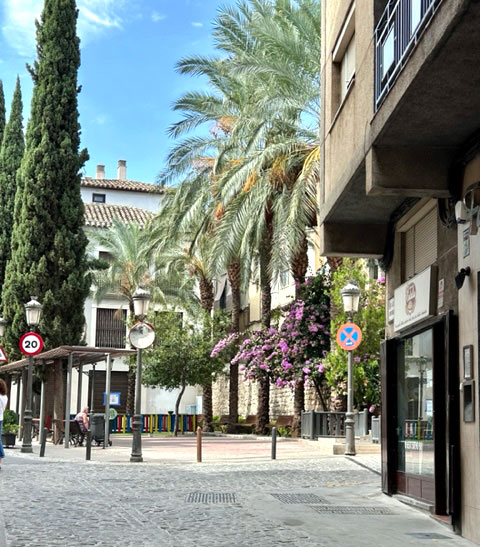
0,0,232,183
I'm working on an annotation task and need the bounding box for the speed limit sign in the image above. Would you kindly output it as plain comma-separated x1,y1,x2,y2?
19,332,44,356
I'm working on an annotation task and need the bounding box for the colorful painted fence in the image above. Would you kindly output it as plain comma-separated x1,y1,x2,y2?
109,414,198,434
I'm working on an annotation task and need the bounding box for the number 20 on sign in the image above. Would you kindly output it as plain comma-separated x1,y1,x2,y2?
19,332,44,356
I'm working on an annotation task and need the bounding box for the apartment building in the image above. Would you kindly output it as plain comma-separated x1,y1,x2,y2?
319,0,480,541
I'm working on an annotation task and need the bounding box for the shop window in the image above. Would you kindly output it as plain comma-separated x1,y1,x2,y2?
403,206,437,280
95,308,126,348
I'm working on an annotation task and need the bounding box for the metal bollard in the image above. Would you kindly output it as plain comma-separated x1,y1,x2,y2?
196,426,202,463
39,428,48,458
271,427,277,460
86,430,92,461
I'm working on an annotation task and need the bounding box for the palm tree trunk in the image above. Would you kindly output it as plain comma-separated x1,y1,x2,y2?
227,261,241,433
257,209,273,435
291,232,308,437
126,300,136,416
200,277,215,432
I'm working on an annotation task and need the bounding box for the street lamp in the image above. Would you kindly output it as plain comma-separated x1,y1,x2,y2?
341,282,361,456
22,296,42,454
0,317,6,338
130,288,152,463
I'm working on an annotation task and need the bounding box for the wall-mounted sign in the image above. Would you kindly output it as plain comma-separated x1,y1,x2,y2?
103,392,121,406
463,228,471,258
393,267,436,333
437,278,444,310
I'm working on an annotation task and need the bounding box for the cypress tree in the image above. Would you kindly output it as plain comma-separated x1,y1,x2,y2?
0,80,5,146
0,77,24,291
2,0,89,355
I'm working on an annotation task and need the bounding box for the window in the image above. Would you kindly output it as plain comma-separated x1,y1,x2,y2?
95,308,126,348
402,205,437,280
92,193,106,203
279,271,290,289
98,251,113,263
340,34,355,101
331,3,355,113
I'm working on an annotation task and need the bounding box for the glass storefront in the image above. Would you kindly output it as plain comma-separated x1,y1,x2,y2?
396,329,434,478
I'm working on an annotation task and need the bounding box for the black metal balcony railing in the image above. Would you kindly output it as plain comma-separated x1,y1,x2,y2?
375,0,443,110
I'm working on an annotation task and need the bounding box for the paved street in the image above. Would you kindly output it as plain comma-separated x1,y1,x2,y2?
0,441,474,547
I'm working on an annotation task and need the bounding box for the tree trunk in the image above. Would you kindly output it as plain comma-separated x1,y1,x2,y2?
199,276,215,433
126,300,136,416
227,261,241,432
202,382,214,432
291,232,309,437
126,366,135,416
256,208,273,435
313,378,327,411
174,381,186,437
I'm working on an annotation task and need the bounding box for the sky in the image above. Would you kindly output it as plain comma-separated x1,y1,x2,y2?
0,0,233,183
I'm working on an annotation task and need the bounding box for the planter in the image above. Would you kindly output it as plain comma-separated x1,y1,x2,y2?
2,433,17,448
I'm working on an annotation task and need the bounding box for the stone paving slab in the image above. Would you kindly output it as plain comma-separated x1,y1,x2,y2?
0,452,475,547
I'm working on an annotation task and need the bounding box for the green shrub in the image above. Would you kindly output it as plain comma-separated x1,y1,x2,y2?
3,409,19,434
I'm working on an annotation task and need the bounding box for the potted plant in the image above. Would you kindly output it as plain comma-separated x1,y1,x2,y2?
2,409,19,448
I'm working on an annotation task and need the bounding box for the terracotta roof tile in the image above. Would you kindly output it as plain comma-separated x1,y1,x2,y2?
81,177,163,194
84,203,153,228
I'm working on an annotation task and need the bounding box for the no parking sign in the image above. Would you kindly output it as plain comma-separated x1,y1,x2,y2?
336,322,362,351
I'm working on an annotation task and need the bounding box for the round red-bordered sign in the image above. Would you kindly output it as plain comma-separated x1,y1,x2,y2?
19,332,44,356
336,322,362,351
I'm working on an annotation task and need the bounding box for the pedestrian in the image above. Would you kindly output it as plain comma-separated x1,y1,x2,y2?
0,379,8,469
75,406,89,445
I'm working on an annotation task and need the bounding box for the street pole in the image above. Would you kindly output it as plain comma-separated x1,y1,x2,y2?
344,349,356,456
130,347,143,462
21,355,33,453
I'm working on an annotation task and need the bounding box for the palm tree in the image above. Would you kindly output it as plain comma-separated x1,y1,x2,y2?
90,218,194,414
160,0,322,434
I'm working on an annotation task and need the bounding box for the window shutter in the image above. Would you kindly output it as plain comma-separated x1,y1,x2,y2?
405,228,415,279
414,207,437,274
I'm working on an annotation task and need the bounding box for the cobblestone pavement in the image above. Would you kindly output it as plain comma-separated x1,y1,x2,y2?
0,453,474,547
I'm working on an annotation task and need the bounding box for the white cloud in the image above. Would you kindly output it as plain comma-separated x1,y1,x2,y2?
2,0,130,57
95,114,108,125
191,22,203,27
151,12,166,23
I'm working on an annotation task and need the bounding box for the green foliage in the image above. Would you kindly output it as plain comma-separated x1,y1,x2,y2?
0,78,24,290
0,80,5,147
324,259,385,409
142,311,229,391
3,409,19,434
2,0,89,358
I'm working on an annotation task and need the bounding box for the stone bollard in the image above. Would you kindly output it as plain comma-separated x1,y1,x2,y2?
271,427,277,460
196,426,202,463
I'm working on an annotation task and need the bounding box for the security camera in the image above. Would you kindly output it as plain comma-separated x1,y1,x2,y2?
455,200,468,224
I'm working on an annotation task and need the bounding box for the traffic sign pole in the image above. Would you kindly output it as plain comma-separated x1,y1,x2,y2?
336,322,363,457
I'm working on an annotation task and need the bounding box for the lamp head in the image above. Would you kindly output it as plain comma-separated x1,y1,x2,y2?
24,296,42,327
341,282,361,314
0,317,6,337
132,287,151,319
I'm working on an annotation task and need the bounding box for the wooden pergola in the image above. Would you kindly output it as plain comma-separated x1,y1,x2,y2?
0,346,136,447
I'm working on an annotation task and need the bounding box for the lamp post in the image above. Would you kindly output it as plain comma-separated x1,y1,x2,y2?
22,296,42,453
130,288,152,463
341,282,361,456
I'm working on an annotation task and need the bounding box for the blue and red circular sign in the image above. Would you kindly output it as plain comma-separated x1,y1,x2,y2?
336,322,362,351
19,332,44,356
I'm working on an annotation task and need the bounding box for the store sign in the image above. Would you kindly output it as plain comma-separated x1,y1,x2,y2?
394,267,435,332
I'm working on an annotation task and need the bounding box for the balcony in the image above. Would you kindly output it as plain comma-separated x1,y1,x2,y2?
375,0,444,110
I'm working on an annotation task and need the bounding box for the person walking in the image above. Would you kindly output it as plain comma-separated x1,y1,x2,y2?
0,379,8,469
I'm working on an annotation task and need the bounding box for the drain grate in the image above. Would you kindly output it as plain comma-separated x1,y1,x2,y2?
309,505,393,515
185,493,237,504
406,533,452,540
271,493,327,504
